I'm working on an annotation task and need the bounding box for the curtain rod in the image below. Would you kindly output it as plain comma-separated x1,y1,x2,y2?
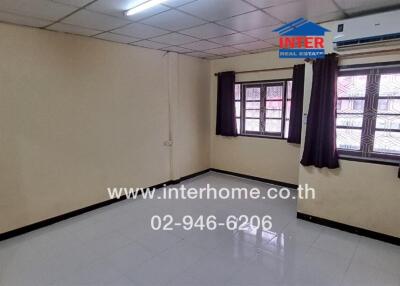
214,66,292,76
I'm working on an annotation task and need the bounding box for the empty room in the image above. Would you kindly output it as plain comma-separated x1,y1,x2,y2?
1,0,400,285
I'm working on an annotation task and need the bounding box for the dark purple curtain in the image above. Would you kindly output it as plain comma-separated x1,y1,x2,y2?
300,54,339,169
287,64,305,144
216,71,237,136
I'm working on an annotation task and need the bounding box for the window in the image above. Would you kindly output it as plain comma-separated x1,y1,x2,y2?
337,65,400,160
234,80,292,138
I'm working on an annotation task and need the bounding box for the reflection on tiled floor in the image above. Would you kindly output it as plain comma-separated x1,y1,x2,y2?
0,172,399,286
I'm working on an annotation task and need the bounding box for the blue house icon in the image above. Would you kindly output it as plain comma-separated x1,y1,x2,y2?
273,18,330,36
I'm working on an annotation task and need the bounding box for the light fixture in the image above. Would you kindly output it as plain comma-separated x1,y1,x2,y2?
125,0,167,16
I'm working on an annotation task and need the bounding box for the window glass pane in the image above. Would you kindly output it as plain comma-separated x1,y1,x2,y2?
236,118,241,132
266,110,282,118
377,99,389,111
337,99,365,113
245,119,260,132
336,114,363,128
286,81,292,100
266,86,283,100
337,75,367,98
265,119,282,133
336,128,362,150
266,101,282,110
379,74,400,97
266,100,282,118
245,87,261,100
235,84,241,100
375,115,400,130
246,102,260,109
373,131,400,154
246,109,260,118
377,99,400,114
235,102,241,117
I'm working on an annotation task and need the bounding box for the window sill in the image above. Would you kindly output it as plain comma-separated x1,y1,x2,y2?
339,155,400,166
238,134,286,140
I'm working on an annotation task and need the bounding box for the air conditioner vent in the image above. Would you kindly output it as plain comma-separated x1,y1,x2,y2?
336,33,400,48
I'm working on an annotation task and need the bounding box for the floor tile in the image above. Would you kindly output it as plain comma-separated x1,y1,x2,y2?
282,246,351,286
53,259,133,286
105,242,155,274
125,241,206,285
1,173,399,286
352,237,400,275
342,261,400,286
312,227,360,260
185,252,247,285
134,229,183,254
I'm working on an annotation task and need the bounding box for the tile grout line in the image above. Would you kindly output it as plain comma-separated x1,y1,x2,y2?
339,238,362,285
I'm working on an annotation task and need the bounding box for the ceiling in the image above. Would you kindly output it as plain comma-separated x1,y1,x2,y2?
0,0,399,59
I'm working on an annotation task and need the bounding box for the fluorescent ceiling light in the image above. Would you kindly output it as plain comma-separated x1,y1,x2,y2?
125,0,167,16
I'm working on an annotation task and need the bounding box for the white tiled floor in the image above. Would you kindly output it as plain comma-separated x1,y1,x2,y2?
1,172,399,286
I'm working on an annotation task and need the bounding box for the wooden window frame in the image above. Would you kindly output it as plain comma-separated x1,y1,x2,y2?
235,79,292,139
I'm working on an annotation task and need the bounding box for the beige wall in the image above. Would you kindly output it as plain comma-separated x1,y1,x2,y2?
298,20,400,238
176,56,210,178
210,52,302,185
0,23,210,233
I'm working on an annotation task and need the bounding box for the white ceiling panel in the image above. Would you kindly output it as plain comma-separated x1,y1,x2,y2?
233,40,274,51
217,10,281,32
112,22,168,38
186,51,213,58
0,0,77,21
311,10,345,22
47,22,100,35
209,33,257,45
0,11,52,27
163,0,198,7
51,0,93,7
336,0,400,15
180,40,221,50
95,32,140,43
244,0,298,9
264,0,340,22
219,50,248,57
335,0,400,10
87,0,169,21
150,32,198,45
205,46,242,55
244,24,280,40
141,9,205,31
162,46,193,53
180,23,234,39
62,9,129,31
178,0,256,21
132,40,170,49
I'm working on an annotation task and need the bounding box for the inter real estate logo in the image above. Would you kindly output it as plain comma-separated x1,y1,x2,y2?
273,18,330,59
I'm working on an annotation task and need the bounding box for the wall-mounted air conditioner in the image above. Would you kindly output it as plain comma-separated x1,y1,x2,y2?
333,10,400,50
